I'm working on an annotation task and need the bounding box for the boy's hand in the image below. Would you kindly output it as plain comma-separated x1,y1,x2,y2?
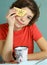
6,8,17,27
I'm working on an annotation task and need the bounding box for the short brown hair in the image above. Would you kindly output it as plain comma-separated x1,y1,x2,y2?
10,0,40,25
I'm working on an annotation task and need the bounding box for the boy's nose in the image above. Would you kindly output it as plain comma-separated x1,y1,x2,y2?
20,18,25,22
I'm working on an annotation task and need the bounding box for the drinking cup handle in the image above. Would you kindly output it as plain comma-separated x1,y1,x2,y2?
12,52,16,60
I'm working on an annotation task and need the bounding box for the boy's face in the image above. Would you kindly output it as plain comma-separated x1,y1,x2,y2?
14,7,34,29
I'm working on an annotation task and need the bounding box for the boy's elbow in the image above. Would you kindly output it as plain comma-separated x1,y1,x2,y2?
1,52,11,62
1,51,13,62
44,48,47,53
45,50,47,55
44,50,47,58
2,54,9,62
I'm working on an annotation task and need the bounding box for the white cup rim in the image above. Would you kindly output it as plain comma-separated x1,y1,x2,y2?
14,46,28,51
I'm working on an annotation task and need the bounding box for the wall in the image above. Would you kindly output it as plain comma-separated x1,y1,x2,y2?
34,0,47,52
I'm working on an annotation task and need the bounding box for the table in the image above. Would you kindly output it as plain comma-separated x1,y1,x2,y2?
0,59,47,65
19,59,47,65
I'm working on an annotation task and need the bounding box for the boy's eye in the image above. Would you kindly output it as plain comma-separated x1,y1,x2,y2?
27,15,32,20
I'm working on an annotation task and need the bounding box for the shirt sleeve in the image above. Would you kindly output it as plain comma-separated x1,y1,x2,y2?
32,24,42,41
0,23,8,40
0,27,2,40
0,25,5,40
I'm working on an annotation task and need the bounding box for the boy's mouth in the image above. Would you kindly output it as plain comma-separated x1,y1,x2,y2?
15,16,25,25
16,19,24,25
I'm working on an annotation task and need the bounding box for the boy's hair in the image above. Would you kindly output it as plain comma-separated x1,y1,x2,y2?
10,0,40,25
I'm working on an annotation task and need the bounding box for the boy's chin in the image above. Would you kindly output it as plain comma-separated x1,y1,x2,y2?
14,24,22,29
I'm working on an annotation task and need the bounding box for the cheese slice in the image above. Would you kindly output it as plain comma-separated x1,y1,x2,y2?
14,7,26,16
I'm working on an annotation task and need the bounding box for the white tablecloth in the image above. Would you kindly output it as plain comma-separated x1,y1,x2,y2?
1,59,47,65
